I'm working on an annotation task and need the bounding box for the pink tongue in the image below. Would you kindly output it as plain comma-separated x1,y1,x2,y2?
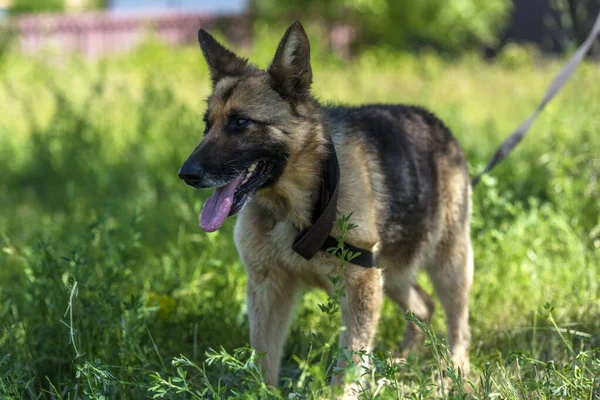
200,175,244,232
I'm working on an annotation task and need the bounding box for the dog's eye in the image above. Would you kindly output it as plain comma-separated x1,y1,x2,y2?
235,118,250,127
231,117,250,128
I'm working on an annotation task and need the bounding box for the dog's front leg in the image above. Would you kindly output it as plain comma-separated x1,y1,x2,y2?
246,267,298,387
334,266,383,398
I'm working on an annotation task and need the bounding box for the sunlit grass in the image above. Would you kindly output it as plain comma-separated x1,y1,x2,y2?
0,28,598,398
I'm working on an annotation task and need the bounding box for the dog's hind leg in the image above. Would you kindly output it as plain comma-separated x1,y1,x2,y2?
383,263,435,358
334,265,383,398
246,267,299,386
427,230,473,376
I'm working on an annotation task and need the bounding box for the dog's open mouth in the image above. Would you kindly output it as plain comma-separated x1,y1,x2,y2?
199,160,271,232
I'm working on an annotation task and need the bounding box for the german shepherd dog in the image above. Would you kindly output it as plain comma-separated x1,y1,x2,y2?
178,21,473,396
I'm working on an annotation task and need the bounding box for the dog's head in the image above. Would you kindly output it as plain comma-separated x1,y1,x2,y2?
178,21,317,232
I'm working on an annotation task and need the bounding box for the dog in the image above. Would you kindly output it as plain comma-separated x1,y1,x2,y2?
178,21,473,397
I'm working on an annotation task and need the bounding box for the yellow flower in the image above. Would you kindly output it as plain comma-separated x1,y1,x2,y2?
147,293,177,320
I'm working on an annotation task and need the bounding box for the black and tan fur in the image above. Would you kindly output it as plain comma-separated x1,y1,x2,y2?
179,21,473,397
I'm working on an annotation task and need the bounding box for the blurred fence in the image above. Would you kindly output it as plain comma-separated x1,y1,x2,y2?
9,11,251,59
4,1,599,60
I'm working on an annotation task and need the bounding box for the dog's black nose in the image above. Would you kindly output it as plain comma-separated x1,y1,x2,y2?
178,164,202,187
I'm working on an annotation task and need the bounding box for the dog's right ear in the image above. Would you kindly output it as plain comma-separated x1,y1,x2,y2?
198,29,250,85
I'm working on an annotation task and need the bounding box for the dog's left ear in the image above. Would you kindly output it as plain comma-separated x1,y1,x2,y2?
198,29,250,85
268,21,312,99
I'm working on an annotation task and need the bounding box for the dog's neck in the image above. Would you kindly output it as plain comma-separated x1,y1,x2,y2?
255,123,330,230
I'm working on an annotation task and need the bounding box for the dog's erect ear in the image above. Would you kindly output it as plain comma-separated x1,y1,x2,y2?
198,29,250,85
268,21,312,99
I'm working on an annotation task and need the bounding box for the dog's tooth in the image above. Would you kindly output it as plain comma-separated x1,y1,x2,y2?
248,163,257,172
242,178,248,185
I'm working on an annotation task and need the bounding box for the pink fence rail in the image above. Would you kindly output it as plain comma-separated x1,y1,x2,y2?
8,11,251,59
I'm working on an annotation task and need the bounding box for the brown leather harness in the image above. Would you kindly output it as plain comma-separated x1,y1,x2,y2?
291,139,375,268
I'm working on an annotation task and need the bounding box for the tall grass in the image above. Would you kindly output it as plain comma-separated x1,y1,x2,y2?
0,27,598,398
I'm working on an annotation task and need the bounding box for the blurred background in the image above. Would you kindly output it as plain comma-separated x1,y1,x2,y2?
0,1,599,399
1,0,600,58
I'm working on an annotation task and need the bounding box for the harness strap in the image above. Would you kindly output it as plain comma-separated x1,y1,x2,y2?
321,236,376,268
291,139,376,268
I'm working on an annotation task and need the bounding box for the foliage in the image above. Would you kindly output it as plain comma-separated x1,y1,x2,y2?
0,29,599,398
9,0,64,15
252,0,513,53
0,23,14,69
548,0,600,50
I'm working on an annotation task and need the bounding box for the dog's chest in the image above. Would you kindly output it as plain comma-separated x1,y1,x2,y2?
234,207,381,279
234,214,340,275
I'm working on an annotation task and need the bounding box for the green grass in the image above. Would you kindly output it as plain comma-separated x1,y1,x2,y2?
0,26,599,399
